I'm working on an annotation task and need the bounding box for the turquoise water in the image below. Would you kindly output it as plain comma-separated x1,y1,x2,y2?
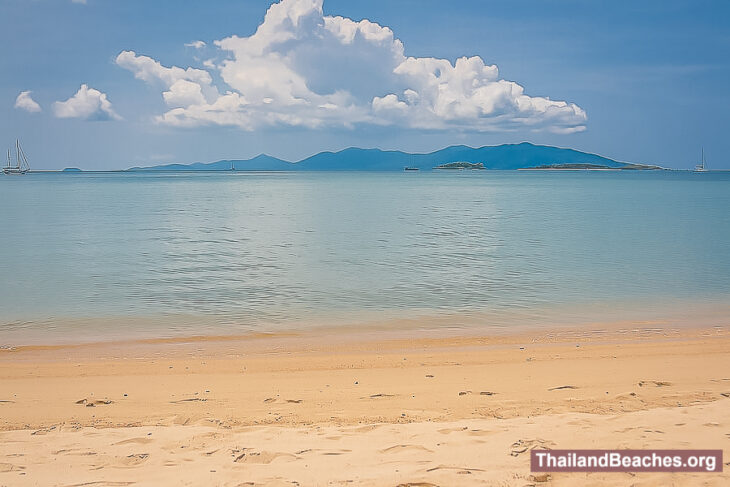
1,171,729,344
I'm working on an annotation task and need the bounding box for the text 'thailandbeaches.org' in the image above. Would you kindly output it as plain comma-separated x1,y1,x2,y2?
531,449,723,473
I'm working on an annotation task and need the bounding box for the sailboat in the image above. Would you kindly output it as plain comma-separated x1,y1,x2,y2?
3,140,30,175
694,148,707,172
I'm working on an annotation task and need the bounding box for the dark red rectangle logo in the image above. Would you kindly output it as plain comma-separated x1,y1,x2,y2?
531,449,723,472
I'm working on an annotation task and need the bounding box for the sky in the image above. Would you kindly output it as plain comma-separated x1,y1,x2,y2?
2,0,729,170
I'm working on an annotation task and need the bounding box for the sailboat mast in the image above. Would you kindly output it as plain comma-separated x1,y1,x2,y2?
19,144,29,171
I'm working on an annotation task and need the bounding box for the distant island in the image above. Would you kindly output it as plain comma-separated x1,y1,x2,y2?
62,167,83,172
524,162,663,171
126,142,662,172
434,162,485,170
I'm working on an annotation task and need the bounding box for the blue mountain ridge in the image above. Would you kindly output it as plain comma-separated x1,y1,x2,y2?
129,142,655,171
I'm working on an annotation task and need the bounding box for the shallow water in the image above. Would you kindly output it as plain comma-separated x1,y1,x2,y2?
1,170,728,344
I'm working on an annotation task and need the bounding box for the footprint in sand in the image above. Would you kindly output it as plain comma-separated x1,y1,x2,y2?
346,424,383,433
76,398,114,407
380,445,434,454
480,391,497,396
0,463,25,473
54,449,97,457
548,385,578,391
467,429,494,437
232,449,297,464
286,399,303,404
426,465,485,473
116,453,150,467
66,481,136,486
169,398,207,404
295,448,351,455
395,483,438,487
510,439,555,456
458,391,472,396
113,437,154,445
437,426,468,434
638,380,672,387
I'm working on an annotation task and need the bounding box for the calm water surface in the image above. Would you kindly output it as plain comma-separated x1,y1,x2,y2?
1,171,728,344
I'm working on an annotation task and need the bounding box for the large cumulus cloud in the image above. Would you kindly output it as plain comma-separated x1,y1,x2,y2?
116,0,586,133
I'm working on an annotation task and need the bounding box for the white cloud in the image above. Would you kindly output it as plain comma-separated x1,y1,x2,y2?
115,50,219,107
115,50,212,88
53,84,121,121
185,40,206,49
14,91,42,113
162,79,208,107
116,0,586,133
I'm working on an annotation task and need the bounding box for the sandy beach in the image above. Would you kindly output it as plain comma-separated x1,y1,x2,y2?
3,0,730,485
1,321,729,486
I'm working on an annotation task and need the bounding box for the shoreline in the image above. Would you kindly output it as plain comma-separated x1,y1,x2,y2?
2,313,728,360
2,323,729,429
3,296,729,348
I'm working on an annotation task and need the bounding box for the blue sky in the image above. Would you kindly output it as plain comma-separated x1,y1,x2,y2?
2,0,729,170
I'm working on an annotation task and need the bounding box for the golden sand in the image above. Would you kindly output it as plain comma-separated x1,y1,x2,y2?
1,323,729,485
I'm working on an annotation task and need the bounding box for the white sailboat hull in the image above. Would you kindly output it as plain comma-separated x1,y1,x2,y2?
3,168,29,175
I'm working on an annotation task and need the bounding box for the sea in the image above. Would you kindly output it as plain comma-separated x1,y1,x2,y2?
1,170,729,345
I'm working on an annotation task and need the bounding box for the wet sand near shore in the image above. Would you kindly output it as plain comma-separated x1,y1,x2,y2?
1,322,729,485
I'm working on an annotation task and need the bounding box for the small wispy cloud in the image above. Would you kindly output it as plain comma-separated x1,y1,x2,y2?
15,91,42,113
185,40,206,49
